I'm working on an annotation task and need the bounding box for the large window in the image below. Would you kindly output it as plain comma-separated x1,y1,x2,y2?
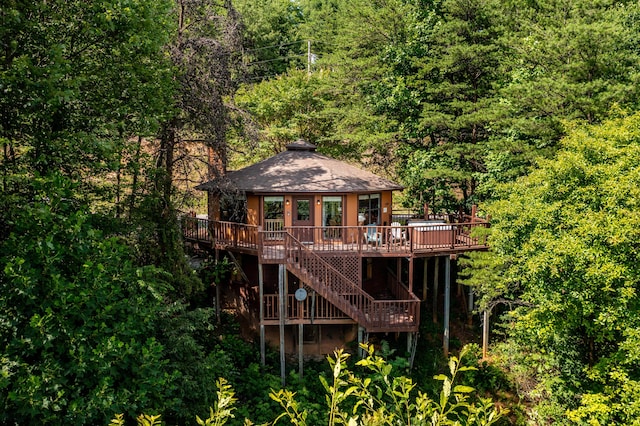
323,196,342,239
263,196,284,238
263,196,284,219
220,192,247,223
358,194,380,225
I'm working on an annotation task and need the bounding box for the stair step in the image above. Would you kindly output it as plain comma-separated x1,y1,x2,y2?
286,241,373,328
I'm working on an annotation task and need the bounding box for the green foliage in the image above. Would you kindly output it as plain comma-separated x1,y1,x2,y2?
474,112,640,423
108,345,505,425
233,0,305,79
132,195,204,298
195,379,238,426
154,306,232,424
109,413,164,426
0,177,174,424
199,257,234,287
271,344,506,425
0,0,174,180
136,414,163,426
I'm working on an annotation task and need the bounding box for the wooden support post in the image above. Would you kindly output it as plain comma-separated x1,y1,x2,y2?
215,249,221,325
298,323,304,379
408,332,418,369
278,264,286,387
408,258,414,293
467,286,474,325
443,256,451,357
422,259,428,302
357,326,365,358
259,263,265,366
433,257,440,323
482,310,490,359
298,281,304,378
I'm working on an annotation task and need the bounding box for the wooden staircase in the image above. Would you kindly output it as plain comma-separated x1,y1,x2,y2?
284,233,419,332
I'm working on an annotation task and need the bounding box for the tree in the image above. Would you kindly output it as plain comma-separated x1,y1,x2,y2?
112,345,506,425
229,0,422,175
476,112,640,422
483,0,640,197
390,0,507,212
233,0,305,80
0,0,174,195
136,0,244,297
0,179,174,424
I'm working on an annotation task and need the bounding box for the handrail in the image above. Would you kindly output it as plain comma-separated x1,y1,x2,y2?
183,219,489,258
263,294,353,322
285,232,373,324
211,220,260,250
285,232,421,330
181,216,210,242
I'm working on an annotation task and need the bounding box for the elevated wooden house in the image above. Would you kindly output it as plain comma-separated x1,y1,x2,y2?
185,139,488,375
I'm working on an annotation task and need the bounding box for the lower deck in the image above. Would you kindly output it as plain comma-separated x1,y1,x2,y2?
184,218,483,351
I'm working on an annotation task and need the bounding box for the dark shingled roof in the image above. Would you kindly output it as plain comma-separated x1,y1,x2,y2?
196,139,403,193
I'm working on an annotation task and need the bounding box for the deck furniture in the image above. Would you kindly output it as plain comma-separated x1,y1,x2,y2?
389,222,406,245
365,224,382,246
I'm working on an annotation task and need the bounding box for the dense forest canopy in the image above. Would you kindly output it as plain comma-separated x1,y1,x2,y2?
1,0,640,424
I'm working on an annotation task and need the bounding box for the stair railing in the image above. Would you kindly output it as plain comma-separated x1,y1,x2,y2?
284,233,373,325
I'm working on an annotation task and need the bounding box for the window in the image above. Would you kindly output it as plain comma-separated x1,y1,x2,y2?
220,192,247,223
263,196,284,239
358,194,380,225
296,199,310,221
263,196,284,219
323,196,342,238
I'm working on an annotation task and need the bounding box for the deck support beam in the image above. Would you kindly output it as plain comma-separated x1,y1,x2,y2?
482,309,490,359
298,323,304,378
408,332,418,369
443,255,451,357
467,286,474,325
278,264,286,387
433,257,440,323
422,259,428,301
408,257,414,293
215,249,221,325
259,263,265,366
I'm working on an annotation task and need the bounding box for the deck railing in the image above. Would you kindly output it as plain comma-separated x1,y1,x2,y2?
183,219,489,257
285,232,372,324
211,220,260,250
181,216,210,242
263,294,353,322
285,233,420,331
264,219,284,240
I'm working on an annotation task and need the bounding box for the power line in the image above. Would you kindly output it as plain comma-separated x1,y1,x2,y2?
244,40,308,54
246,53,307,66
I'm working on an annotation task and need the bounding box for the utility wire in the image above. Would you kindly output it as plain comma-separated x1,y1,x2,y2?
246,53,307,66
244,40,308,53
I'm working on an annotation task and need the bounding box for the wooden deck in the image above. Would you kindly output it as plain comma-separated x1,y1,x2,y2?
182,217,489,262
182,216,487,333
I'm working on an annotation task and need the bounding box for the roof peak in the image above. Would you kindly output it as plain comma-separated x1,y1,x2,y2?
286,139,317,151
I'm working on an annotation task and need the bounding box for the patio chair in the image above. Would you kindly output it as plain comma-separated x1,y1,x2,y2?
389,222,406,245
365,224,382,246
